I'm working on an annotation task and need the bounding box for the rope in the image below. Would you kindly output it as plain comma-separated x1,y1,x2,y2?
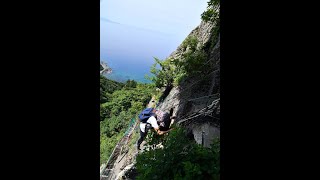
179,98,220,122
178,70,218,96
177,98,220,125
158,69,218,106
187,94,219,102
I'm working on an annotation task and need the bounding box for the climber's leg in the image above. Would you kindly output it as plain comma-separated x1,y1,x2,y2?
137,130,146,150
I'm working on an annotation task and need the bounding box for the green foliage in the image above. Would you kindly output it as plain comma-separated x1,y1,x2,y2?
100,131,123,164
100,78,154,164
149,36,207,88
148,0,220,90
125,79,138,88
201,0,220,23
148,57,176,88
178,36,207,76
100,75,124,103
178,37,207,77
100,75,124,94
153,88,162,103
136,127,220,180
201,0,220,56
181,36,198,52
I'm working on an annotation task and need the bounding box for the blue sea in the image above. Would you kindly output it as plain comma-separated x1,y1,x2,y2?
103,58,154,83
100,19,187,83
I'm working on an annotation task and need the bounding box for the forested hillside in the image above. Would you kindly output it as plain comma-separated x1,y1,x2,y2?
100,75,154,164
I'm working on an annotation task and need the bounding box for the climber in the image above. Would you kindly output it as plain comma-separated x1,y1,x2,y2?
136,108,174,151
156,108,176,131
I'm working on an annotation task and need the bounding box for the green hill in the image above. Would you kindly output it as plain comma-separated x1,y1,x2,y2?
100,75,154,164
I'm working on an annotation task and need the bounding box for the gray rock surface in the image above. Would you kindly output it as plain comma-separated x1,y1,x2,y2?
100,61,112,75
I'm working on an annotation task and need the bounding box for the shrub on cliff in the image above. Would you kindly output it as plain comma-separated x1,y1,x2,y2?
136,127,220,180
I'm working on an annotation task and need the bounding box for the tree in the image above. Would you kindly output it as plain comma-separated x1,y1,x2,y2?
149,57,175,88
201,0,220,23
125,79,137,88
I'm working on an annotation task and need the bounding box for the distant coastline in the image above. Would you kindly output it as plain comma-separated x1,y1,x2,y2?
100,60,151,84
100,61,112,75
104,72,151,84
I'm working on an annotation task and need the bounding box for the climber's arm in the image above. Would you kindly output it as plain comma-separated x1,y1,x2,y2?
154,127,173,135
148,116,173,135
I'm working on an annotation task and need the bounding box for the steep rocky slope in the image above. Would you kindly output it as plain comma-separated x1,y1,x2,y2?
101,19,220,180
157,20,220,147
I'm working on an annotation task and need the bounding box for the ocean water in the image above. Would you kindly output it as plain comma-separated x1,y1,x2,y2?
100,0,209,84
103,59,153,83
100,20,183,83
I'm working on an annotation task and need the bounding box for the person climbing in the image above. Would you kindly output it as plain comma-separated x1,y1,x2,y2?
155,108,176,131
136,108,173,151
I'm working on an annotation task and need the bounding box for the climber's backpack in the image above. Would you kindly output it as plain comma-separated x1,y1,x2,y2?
158,112,171,131
138,108,155,123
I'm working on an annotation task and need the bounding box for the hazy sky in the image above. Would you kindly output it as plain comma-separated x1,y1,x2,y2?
100,0,208,82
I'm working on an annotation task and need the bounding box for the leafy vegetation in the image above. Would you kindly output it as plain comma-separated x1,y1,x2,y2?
124,79,138,88
100,75,123,103
136,127,220,180
202,0,220,52
148,0,220,90
177,36,208,78
148,35,207,88
201,0,220,23
100,75,154,164
148,57,175,88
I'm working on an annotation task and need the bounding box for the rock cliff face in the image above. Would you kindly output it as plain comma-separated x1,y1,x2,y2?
169,21,215,60
157,20,220,147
